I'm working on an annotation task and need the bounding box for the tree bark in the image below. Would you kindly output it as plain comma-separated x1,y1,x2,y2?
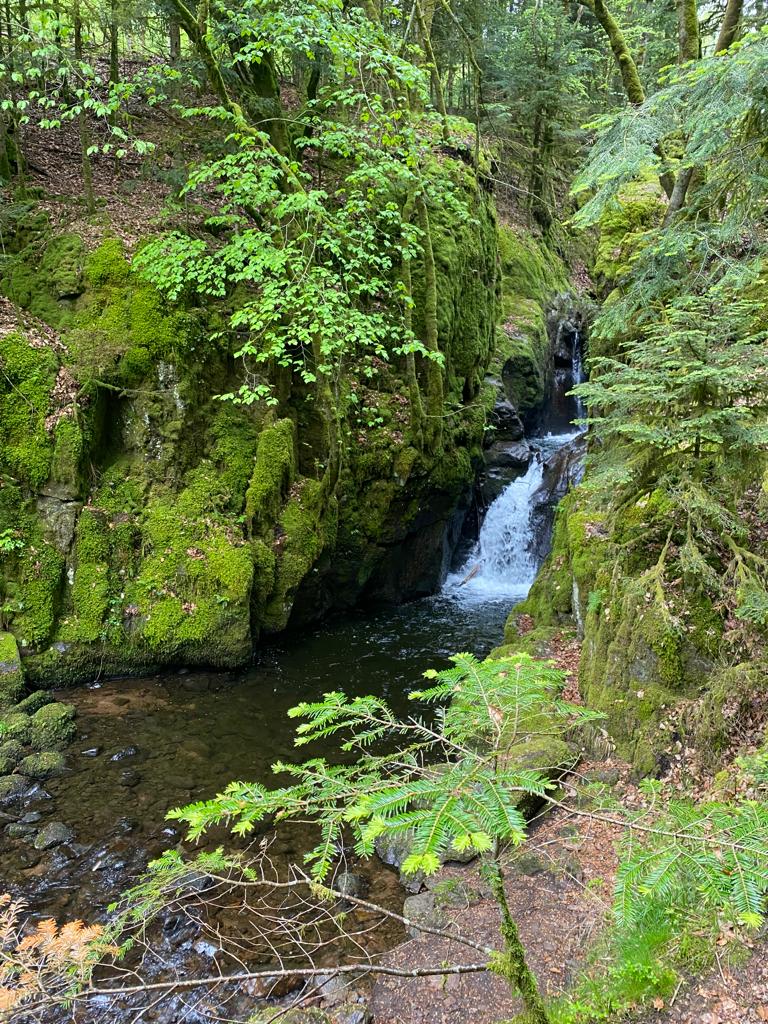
677,0,700,62
663,0,743,225
73,0,95,212
583,0,645,105
715,0,742,52
487,857,550,1024
169,19,181,61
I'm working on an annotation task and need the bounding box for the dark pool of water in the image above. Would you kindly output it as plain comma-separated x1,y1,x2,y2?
1,593,513,925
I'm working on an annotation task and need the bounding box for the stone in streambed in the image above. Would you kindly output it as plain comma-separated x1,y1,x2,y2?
0,739,24,774
29,703,76,750
402,891,446,939
0,774,30,805
13,690,55,715
18,751,67,778
33,820,74,850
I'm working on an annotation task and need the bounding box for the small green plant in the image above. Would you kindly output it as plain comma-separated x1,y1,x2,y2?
0,530,24,555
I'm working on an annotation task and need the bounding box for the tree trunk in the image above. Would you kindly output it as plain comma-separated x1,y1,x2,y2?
677,0,700,62
73,0,95,212
169,19,181,61
663,0,742,225
583,0,645,105
487,857,550,1024
715,0,742,52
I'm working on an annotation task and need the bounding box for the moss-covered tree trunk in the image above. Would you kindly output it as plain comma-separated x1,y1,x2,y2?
487,856,550,1024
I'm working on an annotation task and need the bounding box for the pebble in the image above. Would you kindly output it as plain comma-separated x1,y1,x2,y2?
110,745,139,761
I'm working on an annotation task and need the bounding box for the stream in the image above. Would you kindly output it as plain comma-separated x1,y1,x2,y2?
1,326,585,1021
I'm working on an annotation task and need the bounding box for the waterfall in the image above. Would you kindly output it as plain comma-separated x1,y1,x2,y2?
571,329,586,422
444,457,546,602
444,319,586,606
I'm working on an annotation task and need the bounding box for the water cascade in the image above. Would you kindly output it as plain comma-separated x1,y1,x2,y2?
445,314,585,605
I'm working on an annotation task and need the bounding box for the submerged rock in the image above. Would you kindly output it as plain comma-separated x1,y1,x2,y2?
33,820,74,850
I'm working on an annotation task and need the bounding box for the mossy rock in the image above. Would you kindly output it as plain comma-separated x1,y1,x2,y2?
0,632,24,708
18,750,66,778
245,418,296,535
28,702,76,750
594,179,666,283
0,739,24,773
1,712,30,744
14,690,54,715
0,332,58,490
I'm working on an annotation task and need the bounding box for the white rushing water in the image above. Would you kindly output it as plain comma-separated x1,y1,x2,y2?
443,434,574,605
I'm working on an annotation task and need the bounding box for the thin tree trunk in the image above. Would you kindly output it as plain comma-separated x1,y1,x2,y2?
583,0,645,105
73,0,95,212
663,0,741,226
169,19,181,61
715,0,742,52
487,856,550,1024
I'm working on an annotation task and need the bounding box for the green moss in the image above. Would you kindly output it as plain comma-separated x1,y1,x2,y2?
13,689,53,715
0,332,57,489
84,237,130,288
594,180,665,281
40,233,86,299
1,712,30,744
0,631,24,707
18,750,66,778
14,541,65,648
66,562,111,642
28,701,76,750
498,226,566,307
48,417,85,496
245,418,297,535
0,739,23,773
263,478,337,632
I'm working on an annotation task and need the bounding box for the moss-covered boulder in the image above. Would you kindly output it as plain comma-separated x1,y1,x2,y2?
0,632,24,708
18,750,67,778
28,702,76,750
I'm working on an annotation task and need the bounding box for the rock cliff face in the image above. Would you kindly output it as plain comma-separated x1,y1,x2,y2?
0,171,564,686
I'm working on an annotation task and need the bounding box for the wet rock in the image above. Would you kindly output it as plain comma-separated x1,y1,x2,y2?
488,398,525,442
402,892,446,939
317,973,356,1007
16,846,42,869
0,774,30,805
80,747,101,757
19,751,67,779
243,973,305,1000
484,440,531,470
6,821,37,839
333,872,369,899
116,816,138,833
507,851,551,877
110,745,139,761
34,820,74,850
20,810,42,824
331,1005,371,1024
119,769,141,788
180,676,210,693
